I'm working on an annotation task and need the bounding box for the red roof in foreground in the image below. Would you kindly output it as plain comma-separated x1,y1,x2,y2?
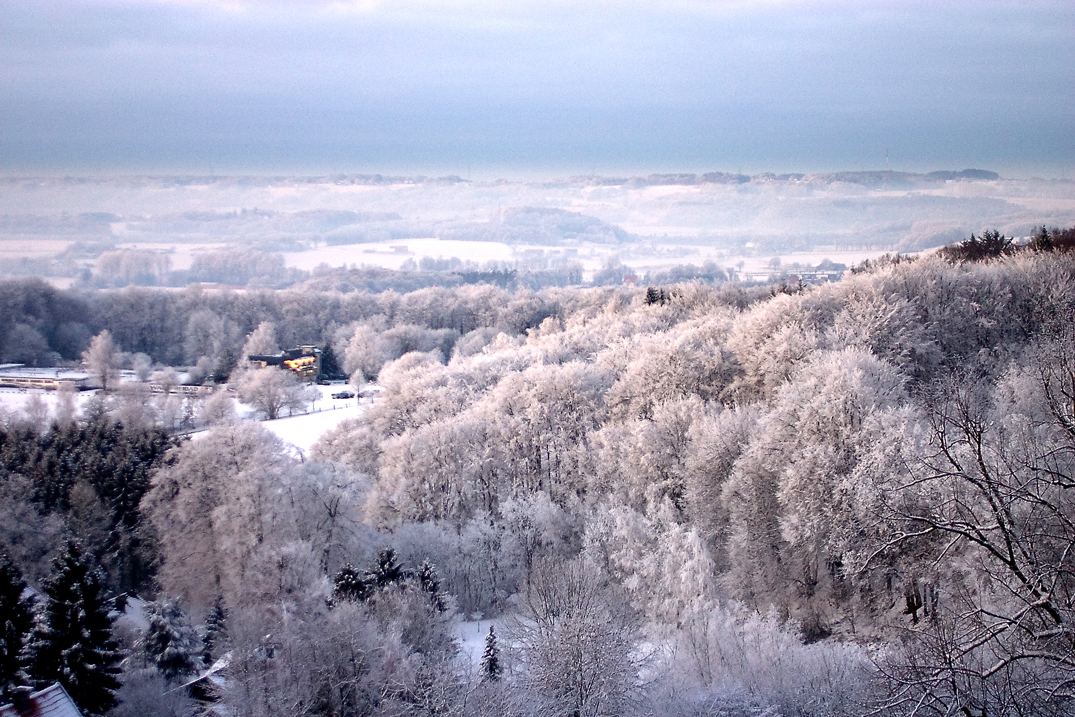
0,684,82,717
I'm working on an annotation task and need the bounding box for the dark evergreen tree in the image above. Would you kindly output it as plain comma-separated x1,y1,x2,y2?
480,625,501,682
0,419,176,595
24,541,122,716
369,548,404,589
139,597,201,682
332,563,371,603
202,595,228,665
941,228,1013,263
319,342,345,380
415,561,446,612
1032,224,1054,252
0,555,34,702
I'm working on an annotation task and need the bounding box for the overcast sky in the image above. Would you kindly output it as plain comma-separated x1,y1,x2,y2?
1,0,1072,178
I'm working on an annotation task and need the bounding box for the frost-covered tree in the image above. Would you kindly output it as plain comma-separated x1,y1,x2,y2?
139,597,202,682
684,405,758,570
223,597,460,717
654,602,871,716
241,321,279,360
197,387,236,427
109,670,200,717
0,555,34,702
20,393,50,428
82,330,121,391
873,335,1075,715
511,558,643,717
54,383,78,426
342,322,393,382
183,309,239,378
235,366,312,420
25,541,122,715
142,422,291,612
131,352,153,381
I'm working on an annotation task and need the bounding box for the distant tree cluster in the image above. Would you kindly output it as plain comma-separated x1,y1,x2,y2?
0,278,93,366
939,224,1075,263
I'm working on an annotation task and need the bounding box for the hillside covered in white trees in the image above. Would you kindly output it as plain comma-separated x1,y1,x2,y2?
2,230,1075,717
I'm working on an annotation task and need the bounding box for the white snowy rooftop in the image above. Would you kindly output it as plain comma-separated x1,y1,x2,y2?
0,365,89,380
0,683,83,717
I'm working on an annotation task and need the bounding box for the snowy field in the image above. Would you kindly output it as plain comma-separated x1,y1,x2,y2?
281,238,910,277
0,386,96,419
1,381,371,457
253,384,370,455
282,237,517,272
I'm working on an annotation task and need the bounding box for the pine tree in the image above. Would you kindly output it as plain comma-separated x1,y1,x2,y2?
480,625,501,682
25,541,122,716
139,597,201,681
332,564,371,603
202,595,228,665
0,555,34,702
369,548,404,589
415,561,446,612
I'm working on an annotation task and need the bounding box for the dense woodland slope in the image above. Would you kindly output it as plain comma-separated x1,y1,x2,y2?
1,230,1074,716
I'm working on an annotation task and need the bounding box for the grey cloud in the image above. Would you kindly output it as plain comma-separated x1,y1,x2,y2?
1,0,1072,175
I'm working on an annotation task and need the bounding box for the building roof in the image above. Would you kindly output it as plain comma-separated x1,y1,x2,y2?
0,366,89,381
0,684,83,717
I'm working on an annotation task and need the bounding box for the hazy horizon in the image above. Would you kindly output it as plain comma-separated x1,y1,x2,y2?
0,165,1068,183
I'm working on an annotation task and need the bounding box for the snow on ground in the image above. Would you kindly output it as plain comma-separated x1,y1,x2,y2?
455,619,506,671
0,386,97,420
283,237,517,271
258,401,365,455
2,382,371,459
246,383,371,455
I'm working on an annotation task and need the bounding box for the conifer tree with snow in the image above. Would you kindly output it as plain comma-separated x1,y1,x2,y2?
202,595,228,665
415,560,446,612
370,547,404,588
332,563,371,603
139,597,201,682
0,555,34,702
480,625,501,682
24,541,122,716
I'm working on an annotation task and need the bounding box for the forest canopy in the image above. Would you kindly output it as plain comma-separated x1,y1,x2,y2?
1,235,1074,716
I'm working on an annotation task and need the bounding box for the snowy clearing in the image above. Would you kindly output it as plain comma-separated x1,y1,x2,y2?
257,399,367,455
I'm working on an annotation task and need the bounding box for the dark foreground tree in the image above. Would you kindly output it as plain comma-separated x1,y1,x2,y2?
416,561,446,612
0,555,34,701
370,547,404,588
332,563,371,603
25,541,122,715
939,229,1013,263
139,597,201,682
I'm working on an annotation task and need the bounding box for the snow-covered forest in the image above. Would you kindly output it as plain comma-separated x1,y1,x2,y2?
2,230,1075,716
